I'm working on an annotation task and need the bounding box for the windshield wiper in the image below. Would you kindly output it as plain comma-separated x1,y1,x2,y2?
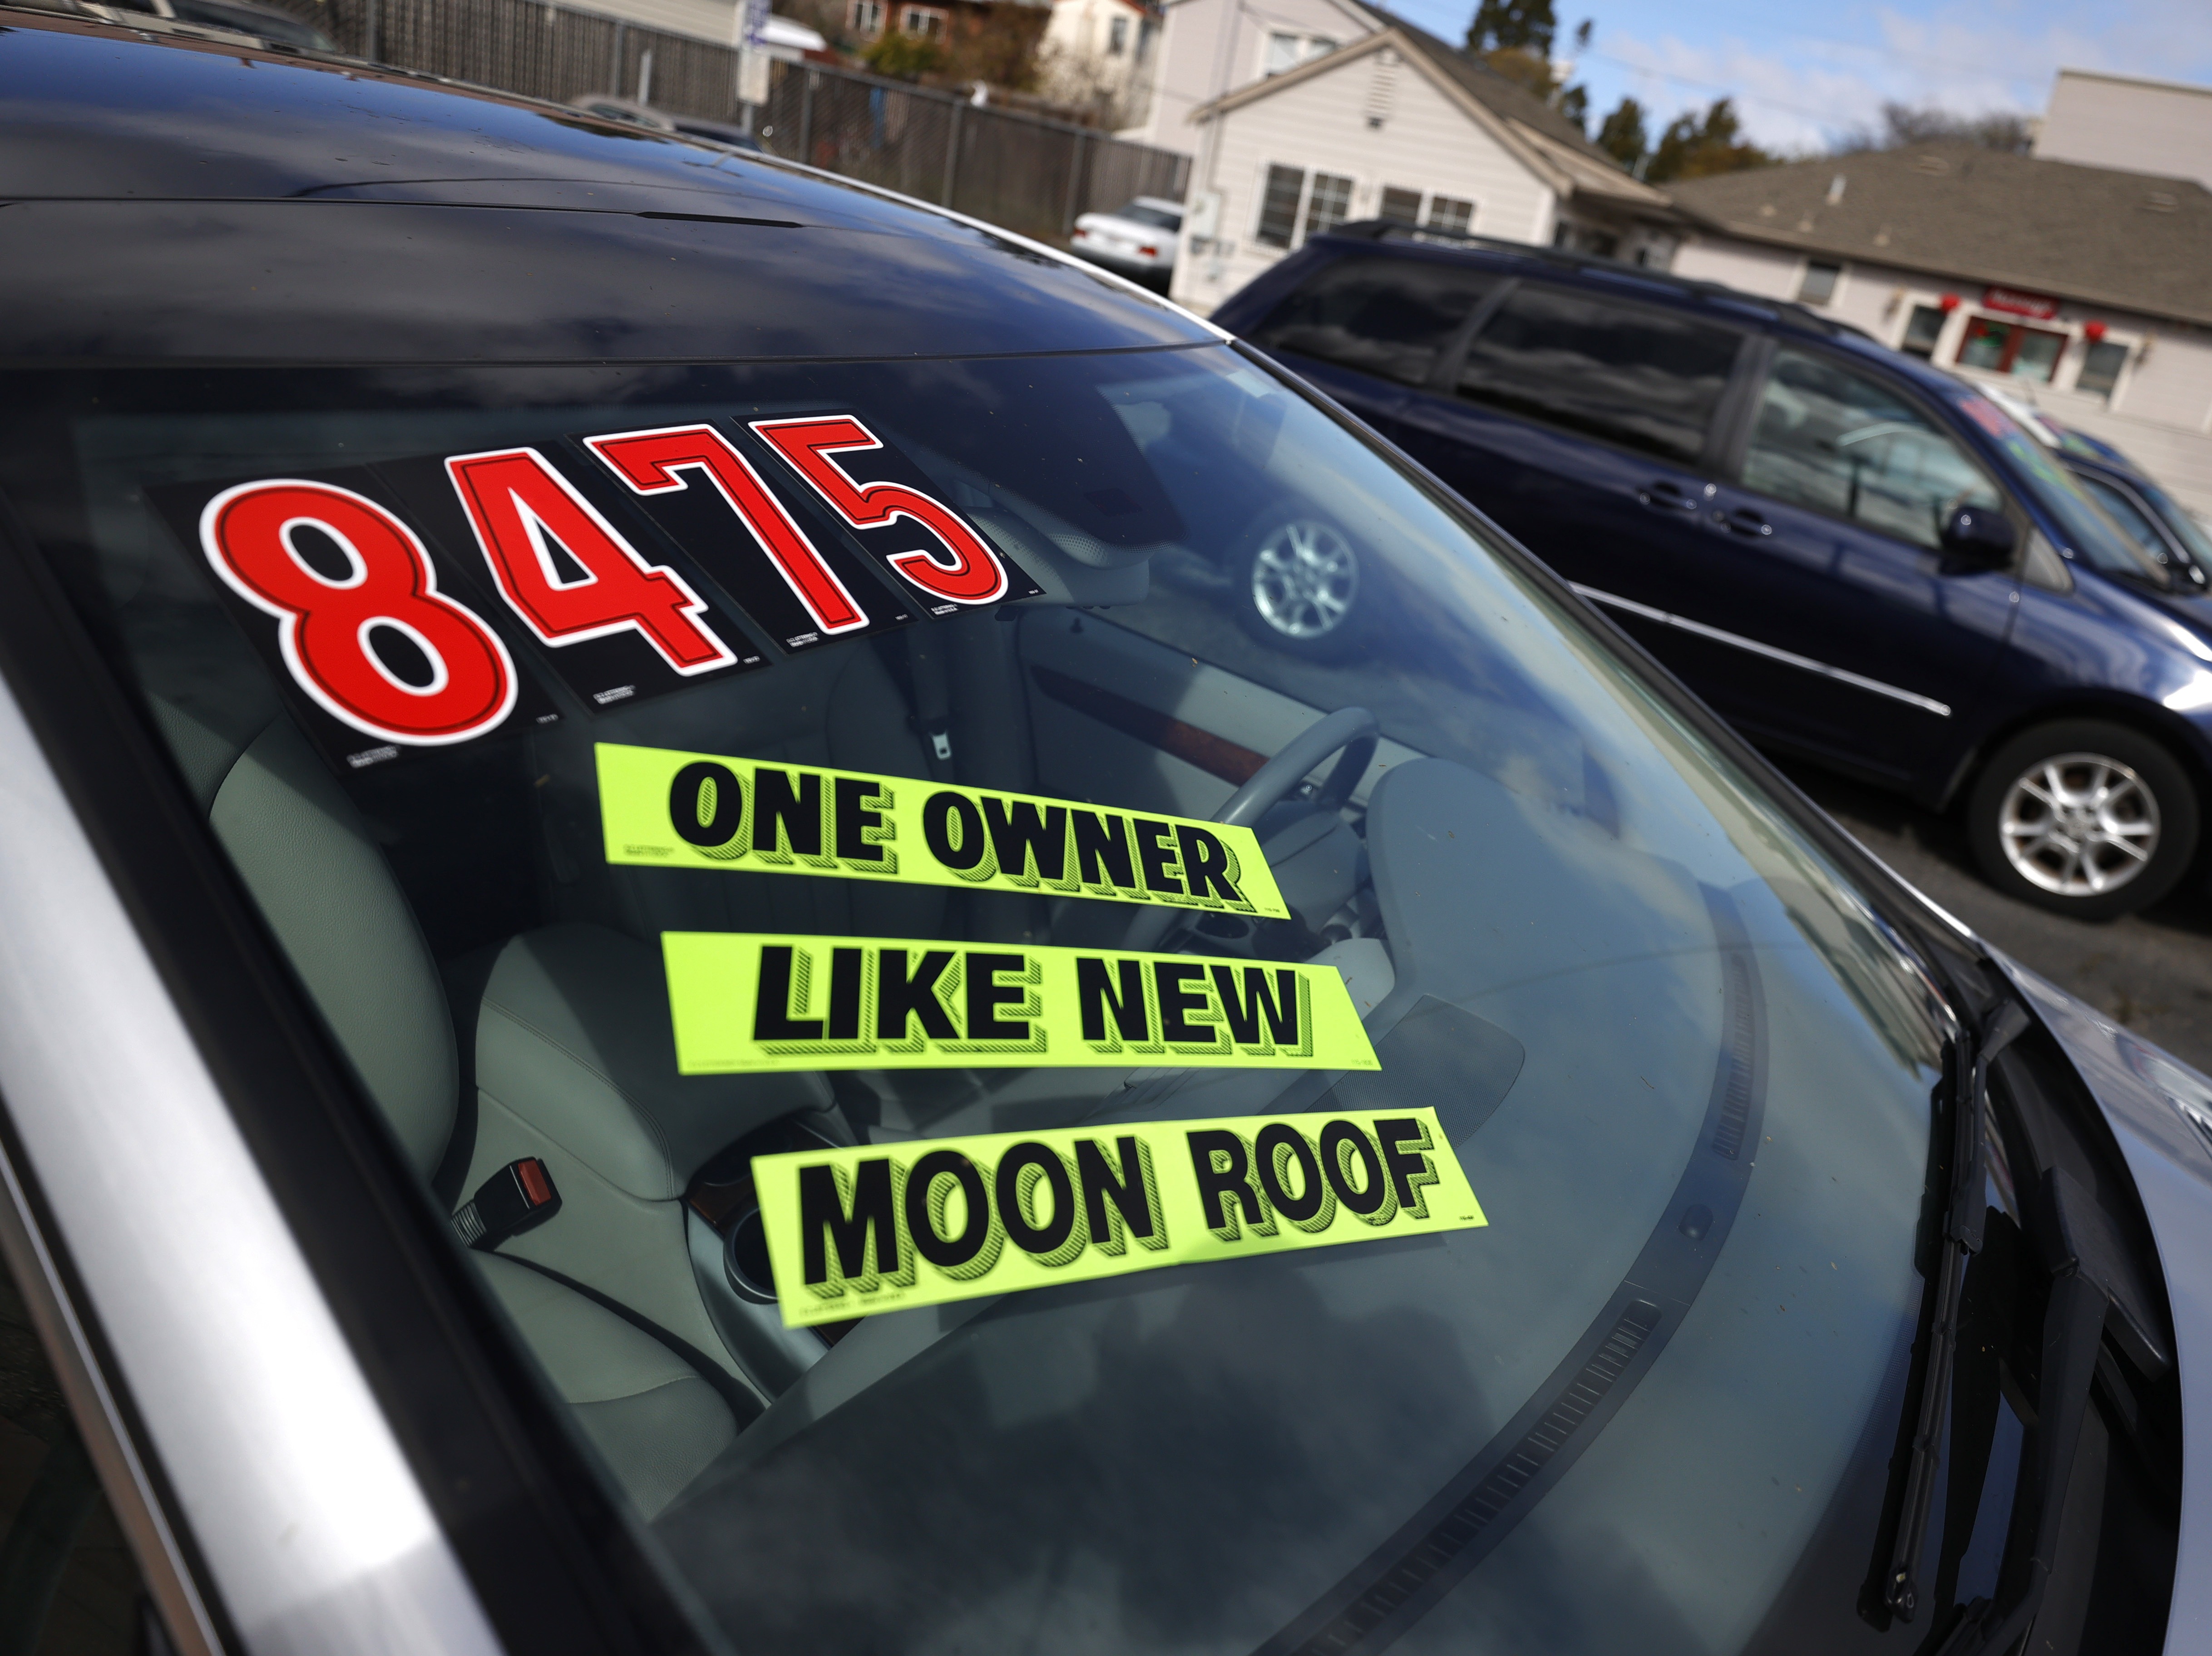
1879,995,2029,1622
1882,992,2172,1656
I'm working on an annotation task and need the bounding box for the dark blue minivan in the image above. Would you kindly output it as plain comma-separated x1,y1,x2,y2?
1212,223,2212,920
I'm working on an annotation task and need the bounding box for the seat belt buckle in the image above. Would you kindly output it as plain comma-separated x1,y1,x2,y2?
929,727,953,763
452,1158,560,1250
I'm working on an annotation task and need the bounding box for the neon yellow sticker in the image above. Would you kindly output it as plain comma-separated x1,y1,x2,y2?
597,742,1290,918
663,932,1382,1074
754,1108,1487,1326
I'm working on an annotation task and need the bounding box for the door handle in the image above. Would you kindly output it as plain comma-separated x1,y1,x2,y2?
1639,480,1702,513
1713,507,1773,537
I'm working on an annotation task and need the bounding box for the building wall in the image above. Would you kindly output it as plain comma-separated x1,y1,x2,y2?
1674,229,2212,514
1121,0,1375,154
593,0,741,45
1171,46,1553,313
1040,0,1146,113
2034,69,2212,192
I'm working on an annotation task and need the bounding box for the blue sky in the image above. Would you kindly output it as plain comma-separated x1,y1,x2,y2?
1375,0,2212,153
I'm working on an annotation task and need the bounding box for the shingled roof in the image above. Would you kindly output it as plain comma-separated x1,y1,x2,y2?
1666,143,2212,329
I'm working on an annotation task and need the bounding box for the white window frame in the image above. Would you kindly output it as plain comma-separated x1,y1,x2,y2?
848,0,884,34
1374,185,1478,235
1252,163,1363,252
899,4,944,37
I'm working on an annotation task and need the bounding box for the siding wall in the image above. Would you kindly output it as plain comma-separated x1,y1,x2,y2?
597,0,737,45
1122,0,1376,154
1171,46,1553,312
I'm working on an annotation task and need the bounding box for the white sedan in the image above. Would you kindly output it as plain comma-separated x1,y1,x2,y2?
1070,195,1183,286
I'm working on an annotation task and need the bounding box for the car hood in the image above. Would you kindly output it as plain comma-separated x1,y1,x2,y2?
1995,955,2212,1655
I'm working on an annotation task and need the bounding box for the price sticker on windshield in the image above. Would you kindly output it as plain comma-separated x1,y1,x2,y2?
600,742,1290,917
663,932,1375,1073
752,1109,1486,1327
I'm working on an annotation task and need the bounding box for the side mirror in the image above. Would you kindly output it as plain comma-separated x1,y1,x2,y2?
1940,505,2018,565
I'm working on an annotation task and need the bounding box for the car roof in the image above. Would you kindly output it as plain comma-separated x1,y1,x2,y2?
1303,220,1900,354
0,11,1209,364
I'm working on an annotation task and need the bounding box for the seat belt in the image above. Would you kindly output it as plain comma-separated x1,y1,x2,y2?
905,629,955,781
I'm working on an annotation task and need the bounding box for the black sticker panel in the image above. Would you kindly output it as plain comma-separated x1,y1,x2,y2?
376,451,770,714
151,468,562,774
571,422,917,655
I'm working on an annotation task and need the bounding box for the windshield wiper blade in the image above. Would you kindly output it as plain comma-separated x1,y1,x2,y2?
1880,996,2029,1622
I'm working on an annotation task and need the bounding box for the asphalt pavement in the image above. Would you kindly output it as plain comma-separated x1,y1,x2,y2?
1778,759,2212,1075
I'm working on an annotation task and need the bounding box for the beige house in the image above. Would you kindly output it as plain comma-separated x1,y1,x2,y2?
1666,144,2212,513
2036,69,2212,192
1170,20,1671,315
1038,0,1156,127
1119,0,1378,154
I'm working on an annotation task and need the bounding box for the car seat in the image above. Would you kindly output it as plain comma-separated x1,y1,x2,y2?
149,692,790,1517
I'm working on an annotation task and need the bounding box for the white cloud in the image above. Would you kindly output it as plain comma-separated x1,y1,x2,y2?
1571,0,2212,155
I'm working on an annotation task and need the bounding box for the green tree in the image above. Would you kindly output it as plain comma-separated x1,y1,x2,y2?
1464,0,1556,56
1595,95,1647,169
1646,97,1771,182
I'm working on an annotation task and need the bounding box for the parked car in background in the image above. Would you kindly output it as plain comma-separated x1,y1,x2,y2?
1070,195,1182,287
2062,449,2212,592
1217,221,2212,920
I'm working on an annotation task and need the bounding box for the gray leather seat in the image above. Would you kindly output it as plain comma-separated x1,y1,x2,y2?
154,698,743,1518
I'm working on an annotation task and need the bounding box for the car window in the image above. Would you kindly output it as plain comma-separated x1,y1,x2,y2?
1454,282,1742,465
2074,472,2174,565
1250,256,1500,388
1741,348,2001,551
1116,203,1180,230
2133,474,2212,567
7,343,1950,1656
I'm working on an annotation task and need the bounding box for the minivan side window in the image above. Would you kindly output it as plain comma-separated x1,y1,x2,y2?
1250,257,1501,387
1454,283,1741,464
1742,349,2000,552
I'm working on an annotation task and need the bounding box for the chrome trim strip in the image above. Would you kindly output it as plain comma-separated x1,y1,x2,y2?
1571,583,1952,717
0,679,506,1656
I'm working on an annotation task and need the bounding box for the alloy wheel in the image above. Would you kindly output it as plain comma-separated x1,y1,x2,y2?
1996,751,2161,898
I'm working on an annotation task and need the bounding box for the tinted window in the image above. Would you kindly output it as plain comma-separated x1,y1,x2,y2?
1456,284,1740,463
2075,472,2173,564
1253,256,1498,386
1116,203,1179,230
1742,348,2000,551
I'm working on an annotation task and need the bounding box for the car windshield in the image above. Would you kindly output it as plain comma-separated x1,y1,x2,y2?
3,341,1948,1655
1949,389,2170,581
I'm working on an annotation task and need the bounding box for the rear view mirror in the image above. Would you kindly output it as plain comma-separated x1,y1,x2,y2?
1940,505,2018,565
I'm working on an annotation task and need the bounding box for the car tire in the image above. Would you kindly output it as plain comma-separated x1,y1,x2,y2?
1966,719,2200,920
1231,511,1365,660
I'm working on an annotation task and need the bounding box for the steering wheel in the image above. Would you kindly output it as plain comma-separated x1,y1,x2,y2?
1121,706,1379,951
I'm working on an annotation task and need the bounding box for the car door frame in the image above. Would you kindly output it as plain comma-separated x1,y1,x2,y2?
0,492,711,1656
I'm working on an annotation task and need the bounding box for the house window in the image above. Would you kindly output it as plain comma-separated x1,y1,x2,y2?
1957,316,2067,384
1899,303,1946,359
1426,195,1473,235
2076,340,2130,399
1797,261,1841,306
1256,164,1305,247
1378,188,1475,235
1255,166,1356,250
848,0,883,32
1305,172,1354,237
1107,15,1127,53
1263,31,1333,73
900,5,943,36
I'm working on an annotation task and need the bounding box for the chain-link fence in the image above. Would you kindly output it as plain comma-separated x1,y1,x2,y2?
291,0,1188,244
